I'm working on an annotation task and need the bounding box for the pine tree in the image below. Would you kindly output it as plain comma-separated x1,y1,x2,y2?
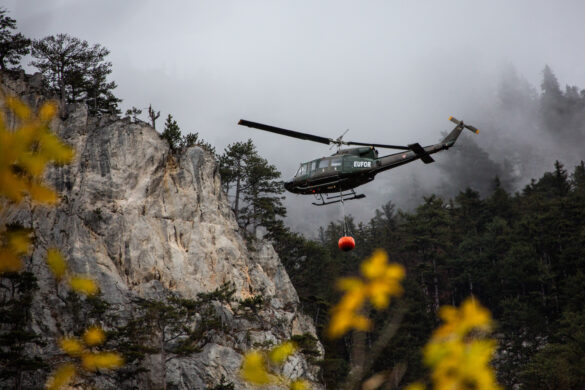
0,8,31,71
0,272,46,389
239,154,285,235
161,114,182,151
570,161,585,194
219,140,255,219
219,140,285,238
30,33,119,116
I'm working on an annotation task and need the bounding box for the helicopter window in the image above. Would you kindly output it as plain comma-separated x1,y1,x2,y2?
298,163,308,176
310,161,317,171
319,159,330,168
331,158,342,167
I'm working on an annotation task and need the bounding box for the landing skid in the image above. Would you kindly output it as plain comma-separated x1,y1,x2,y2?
312,189,366,206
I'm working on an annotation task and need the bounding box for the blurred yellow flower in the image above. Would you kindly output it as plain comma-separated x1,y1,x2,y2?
422,298,502,390
404,383,425,390
38,100,58,121
0,229,31,273
83,326,106,347
0,95,73,205
328,308,372,339
241,350,274,385
46,249,68,280
81,352,124,371
69,276,99,296
59,337,84,357
290,379,310,390
269,341,297,365
5,95,31,119
327,250,404,338
1,94,73,275
435,298,492,339
45,363,76,390
0,248,22,273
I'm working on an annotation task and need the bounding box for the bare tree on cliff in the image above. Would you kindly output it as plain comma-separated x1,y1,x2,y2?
0,8,31,72
148,104,161,129
29,33,120,116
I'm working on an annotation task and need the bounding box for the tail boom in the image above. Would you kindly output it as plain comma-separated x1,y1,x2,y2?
373,116,478,174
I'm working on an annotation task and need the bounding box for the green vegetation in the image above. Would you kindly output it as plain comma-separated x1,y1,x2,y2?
219,139,286,238
161,113,216,154
0,8,30,72
30,33,121,116
0,271,47,388
272,160,585,389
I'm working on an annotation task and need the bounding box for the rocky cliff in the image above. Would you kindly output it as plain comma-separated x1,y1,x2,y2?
1,73,324,389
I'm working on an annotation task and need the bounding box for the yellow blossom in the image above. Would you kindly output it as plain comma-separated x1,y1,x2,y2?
0,248,22,273
69,276,99,296
59,337,84,356
434,298,492,339
46,249,68,280
290,379,310,390
360,249,389,279
0,95,73,205
7,229,31,255
241,351,274,384
5,95,31,119
83,326,106,346
404,383,425,390
269,341,297,365
423,298,502,390
327,250,404,338
38,101,58,122
328,309,372,339
45,363,76,390
1,94,73,274
81,352,124,371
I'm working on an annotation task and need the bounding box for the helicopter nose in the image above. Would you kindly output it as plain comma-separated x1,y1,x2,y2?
284,180,293,192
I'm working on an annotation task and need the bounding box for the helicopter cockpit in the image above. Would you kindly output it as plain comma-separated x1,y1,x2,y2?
294,157,344,177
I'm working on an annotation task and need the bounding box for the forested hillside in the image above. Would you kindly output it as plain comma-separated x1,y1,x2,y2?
273,161,585,389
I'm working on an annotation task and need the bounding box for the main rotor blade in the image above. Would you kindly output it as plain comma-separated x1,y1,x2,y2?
238,119,332,145
346,141,411,150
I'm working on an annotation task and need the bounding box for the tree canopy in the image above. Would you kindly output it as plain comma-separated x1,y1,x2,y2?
219,140,286,238
0,8,30,72
30,33,120,115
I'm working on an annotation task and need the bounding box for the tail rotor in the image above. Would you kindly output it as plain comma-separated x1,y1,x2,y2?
449,116,479,134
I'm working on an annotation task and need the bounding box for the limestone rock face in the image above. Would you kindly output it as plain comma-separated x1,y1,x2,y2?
1,73,324,389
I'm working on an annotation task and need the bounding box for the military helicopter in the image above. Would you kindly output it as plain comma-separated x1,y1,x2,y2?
238,117,479,206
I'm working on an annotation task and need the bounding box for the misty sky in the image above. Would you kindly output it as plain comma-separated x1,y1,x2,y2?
5,0,585,233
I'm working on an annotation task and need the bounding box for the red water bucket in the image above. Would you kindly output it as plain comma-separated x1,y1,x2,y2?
338,236,355,252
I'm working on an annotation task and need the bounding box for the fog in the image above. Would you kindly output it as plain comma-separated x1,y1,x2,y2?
5,0,585,234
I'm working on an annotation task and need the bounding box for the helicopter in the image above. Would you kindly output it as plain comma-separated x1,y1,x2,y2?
238,117,479,206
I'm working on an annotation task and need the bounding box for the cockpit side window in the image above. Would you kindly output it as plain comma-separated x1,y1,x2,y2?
296,163,308,176
331,158,342,167
318,159,330,168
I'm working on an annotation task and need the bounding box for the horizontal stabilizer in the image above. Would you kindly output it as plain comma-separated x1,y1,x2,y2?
409,143,435,164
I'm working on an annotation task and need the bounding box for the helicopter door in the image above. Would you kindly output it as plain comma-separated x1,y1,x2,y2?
310,158,330,179
307,161,318,178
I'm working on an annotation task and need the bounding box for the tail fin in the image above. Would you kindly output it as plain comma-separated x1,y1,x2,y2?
441,116,479,147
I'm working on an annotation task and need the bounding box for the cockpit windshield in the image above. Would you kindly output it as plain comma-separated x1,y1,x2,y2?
295,163,309,177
